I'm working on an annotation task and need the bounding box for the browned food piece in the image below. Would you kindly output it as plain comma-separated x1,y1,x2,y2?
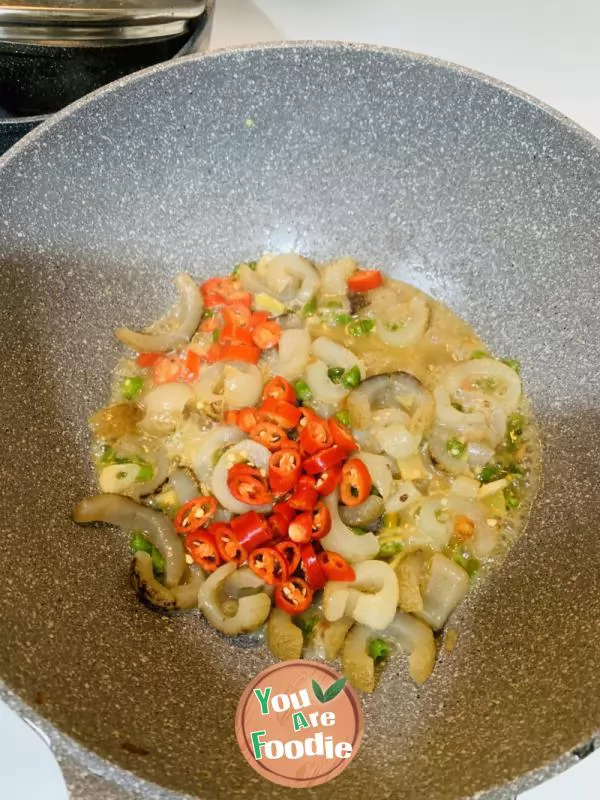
348,291,369,314
396,551,426,613
89,403,142,440
339,495,385,529
181,403,215,429
323,617,354,660
129,553,205,613
348,371,434,430
342,624,375,692
267,607,303,660
445,628,459,653
130,552,177,613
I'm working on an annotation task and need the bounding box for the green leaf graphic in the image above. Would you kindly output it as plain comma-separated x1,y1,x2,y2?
312,679,325,703
323,677,347,703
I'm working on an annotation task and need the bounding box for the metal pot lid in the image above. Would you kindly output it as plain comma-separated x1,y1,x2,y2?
0,0,206,43
0,1,205,24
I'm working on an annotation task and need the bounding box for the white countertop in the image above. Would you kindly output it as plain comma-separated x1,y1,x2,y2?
1,2,598,798
212,0,600,138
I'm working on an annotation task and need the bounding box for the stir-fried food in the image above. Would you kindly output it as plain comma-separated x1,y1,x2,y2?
74,253,540,691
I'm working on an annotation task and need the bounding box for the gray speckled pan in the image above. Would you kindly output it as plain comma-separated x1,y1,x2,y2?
0,42,599,800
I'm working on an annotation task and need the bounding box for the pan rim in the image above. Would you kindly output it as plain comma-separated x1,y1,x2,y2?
1,39,600,171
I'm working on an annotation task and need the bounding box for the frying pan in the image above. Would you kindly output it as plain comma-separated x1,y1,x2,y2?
0,42,599,800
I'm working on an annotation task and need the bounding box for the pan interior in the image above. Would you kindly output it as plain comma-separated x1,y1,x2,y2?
0,44,599,800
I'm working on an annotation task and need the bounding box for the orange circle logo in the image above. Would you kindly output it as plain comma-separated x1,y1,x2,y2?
236,660,364,788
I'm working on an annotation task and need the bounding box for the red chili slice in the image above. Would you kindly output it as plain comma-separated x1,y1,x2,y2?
217,344,260,364
298,407,318,427
273,501,296,523
249,421,288,451
230,511,271,552
290,503,331,542
210,523,247,565
300,543,327,591
274,577,313,614
222,304,252,328
203,293,226,309
260,398,302,429
173,496,217,534
236,407,260,433
263,376,296,404
248,546,289,585
184,349,202,375
227,463,272,506
221,324,255,347
250,311,271,327
252,321,281,350
300,415,334,454
314,467,343,496
347,269,383,293
201,277,252,308
267,512,290,539
288,475,319,511
152,355,182,385
201,277,233,298
184,530,221,572
136,351,161,368
328,418,358,452
340,458,372,506
224,410,238,425
204,343,223,363
288,512,312,544
275,541,301,576
319,551,356,582
225,290,253,307
311,502,332,539
268,448,302,494
302,445,348,475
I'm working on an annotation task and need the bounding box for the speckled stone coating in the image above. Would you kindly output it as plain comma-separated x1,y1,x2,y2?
0,42,599,800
